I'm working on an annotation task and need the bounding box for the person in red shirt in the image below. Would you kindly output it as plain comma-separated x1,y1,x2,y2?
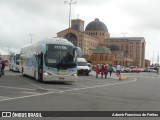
104,65,109,79
100,65,105,78
95,65,100,78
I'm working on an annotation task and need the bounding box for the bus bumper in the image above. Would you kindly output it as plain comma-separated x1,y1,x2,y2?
43,73,77,82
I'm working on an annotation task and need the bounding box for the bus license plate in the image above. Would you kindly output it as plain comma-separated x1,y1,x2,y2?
59,77,64,80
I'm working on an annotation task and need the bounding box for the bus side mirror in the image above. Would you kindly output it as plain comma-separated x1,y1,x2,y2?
73,48,77,56
73,48,77,62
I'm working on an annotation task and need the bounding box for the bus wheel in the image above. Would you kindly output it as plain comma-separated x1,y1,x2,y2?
86,72,89,76
22,68,25,76
38,74,43,83
34,71,37,80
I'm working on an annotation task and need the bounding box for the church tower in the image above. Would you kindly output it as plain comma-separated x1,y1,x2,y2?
71,19,84,31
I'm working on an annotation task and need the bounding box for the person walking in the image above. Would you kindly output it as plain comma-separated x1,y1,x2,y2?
155,67,159,75
1,61,5,75
109,65,113,78
104,65,109,79
100,65,105,78
116,64,121,77
95,65,100,78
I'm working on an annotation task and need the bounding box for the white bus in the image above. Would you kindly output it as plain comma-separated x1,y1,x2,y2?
20,38,77,83
9,51,20,72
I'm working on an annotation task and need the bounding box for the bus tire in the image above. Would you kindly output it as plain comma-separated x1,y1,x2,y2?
22,67,25,76
38,79,43,83
38,74,43,83
86,72,89,76
34,71,37,80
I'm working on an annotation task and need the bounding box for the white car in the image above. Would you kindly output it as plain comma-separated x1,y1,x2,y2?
87,63,92,72
124,67,131,72
147,69,156,72
120,66,125,72
77,58,90,76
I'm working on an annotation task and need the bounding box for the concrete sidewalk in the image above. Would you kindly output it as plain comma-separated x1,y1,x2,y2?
90,71,129,80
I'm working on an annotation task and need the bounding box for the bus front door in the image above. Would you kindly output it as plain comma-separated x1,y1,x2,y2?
37,52,43,81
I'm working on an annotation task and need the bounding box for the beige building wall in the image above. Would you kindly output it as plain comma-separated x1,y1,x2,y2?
57,18,146,67
128,40,145,67
145,59,151,68
57,28,99,55
71,19,84,31
106,38,145,67
90,53,113,65
106,39,129,57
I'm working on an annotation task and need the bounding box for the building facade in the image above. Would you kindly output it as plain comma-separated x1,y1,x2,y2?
57,18,146,67
145,59,151,68
106,37,146,67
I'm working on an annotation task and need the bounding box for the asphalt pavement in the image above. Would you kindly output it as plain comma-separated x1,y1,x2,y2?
0,69,160,120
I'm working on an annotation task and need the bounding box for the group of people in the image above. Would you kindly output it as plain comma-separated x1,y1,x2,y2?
0,61,5,77
95,64,114,79
95,64,122,79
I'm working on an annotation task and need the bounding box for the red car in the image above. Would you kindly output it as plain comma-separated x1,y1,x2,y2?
131,68,141,73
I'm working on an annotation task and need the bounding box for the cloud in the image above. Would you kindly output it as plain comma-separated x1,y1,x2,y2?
0,0,160,61
0,0,70,49
116,0,160,30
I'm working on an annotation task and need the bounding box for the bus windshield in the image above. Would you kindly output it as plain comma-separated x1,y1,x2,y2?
45,44,76,68
78,62,88,66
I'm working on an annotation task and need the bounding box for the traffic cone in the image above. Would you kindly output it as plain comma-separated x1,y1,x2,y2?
119,75,121,80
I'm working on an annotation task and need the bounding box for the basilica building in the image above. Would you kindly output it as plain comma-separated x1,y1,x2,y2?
57,18,145,67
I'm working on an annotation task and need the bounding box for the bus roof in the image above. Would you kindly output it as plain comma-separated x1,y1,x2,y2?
38,37,74,46
22,37,74,49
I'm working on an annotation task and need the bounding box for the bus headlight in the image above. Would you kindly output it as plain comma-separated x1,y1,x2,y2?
44,71,52,76
44,72,48,76
71,73,77,76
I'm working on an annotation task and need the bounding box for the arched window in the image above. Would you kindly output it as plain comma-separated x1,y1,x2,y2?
64,33,77,46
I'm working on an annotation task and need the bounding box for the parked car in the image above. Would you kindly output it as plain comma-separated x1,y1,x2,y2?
147,68,156,72
87,63,92,72
120,66,125,72
124,67,131,72
131,68,142,72
143,68,149,72
147,67,157,72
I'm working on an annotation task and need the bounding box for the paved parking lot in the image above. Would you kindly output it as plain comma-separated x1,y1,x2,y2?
0,69,135,103
1,69,160,120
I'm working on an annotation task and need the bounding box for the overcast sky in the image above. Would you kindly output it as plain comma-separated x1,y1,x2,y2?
0,0,160,63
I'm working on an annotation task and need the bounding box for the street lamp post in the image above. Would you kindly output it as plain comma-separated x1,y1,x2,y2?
28,34,34,43
121,32,128,38
64,0,77,28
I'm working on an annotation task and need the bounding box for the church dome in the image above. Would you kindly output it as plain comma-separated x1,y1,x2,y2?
94,46,111,54
85,18,108,32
